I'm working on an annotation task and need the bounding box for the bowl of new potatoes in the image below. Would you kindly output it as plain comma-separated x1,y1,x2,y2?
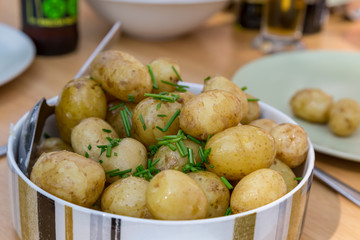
7,50,314,240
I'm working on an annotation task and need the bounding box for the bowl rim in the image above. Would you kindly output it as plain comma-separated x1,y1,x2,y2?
7,82,315,225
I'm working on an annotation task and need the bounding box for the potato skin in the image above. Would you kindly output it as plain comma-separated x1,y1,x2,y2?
149,57,181,93
101,138,148,183
153,139,201,171
188,171,230,218
132,97,182,147
230,168,286,213
90,50,152,103
205,125,276,181
71,117,119,161
55,77,107,143
270,159,298,193
270,123,309,168
203,76,248,118
30,151,105,207
180,90,243,140
101,176,151,218
146,170,208,220
241,93,260,124
328,98,360,136
106,100,138,138
290,88,333,123
249,118,278,133
37,137,73,156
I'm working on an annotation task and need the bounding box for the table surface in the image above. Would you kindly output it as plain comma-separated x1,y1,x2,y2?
1,1,360,240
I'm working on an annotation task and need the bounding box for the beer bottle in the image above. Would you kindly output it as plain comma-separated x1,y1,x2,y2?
21,0,78,56
237,0,264,30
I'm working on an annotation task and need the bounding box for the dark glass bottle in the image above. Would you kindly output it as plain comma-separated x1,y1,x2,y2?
303,0,328,34
237,0,263,30
21,0,78,56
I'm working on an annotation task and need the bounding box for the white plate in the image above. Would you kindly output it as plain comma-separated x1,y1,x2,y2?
0,23,35,87
233,50,360,162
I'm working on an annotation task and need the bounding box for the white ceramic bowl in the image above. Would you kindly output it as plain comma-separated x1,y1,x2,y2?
85,0,230,40
7,82,314,240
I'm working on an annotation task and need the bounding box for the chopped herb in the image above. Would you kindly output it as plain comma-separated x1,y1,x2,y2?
85,152,89,158
88,144,92,150
241,86,247,91
157,114,167,117
209,164,214,168
102,128,112,133
139,114,146,131
99,160,103,164
89,76,95,80
144,93,178,102
247,98,260,102
124,105,132,118
186,134,201,145
220,177,233,190
114,152,118,156
156,109,181,132
156,103,162,110
294,177,303,181
109,103,125,111
187,148,194,165
43,133,50,139
105,168,120,174
175,141,188,157
120,110,131,137
167,143,177,151
203,76,211,82
128,94,135,102
148,145,159,157
172,65,182,81
225,207,232,216
109,168,132,178
147,64,159,90
97,137,122,158
161,80,189,92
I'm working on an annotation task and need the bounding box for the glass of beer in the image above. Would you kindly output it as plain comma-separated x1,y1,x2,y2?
253,0,307,53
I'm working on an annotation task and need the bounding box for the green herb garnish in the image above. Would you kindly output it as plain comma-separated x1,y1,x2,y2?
85,152,89,158
102,128,112,133
88,144,92,150
172,65,182,81
147,64,159,90
203,76,211,82
220,177,233,190
225,207,232,216
109,103,125,111
139,114,146,131
120,110,131,137
156,109,181,132
128,94,135,102
294,177,303,181
247,98,260,102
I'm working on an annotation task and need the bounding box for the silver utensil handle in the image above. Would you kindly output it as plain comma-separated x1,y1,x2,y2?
0,145,6,157
314,166,360,207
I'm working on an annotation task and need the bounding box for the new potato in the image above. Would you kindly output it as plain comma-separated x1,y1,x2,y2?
205,125,276,181
90,50,152,103
30,151,105,207
55,77,107,143
230,168,287,213
270,158,298,193
179,90,243,140
146,170,208,220
101,176,152,218
148,57,181,93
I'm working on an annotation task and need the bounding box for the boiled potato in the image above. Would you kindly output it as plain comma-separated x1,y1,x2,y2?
132,97,182,147
30,150,105,207
153,139,201,171
241,93,260,124
55,77,107,143
101,138,148,183
180,90,243,140
203,76,248,118
89,50,152,103
71,117,119,161
101,176,152,218
37,137,73,156
328,98,360,136
230,168,286,213
249,118,278,133
270,158,298,193
205,125,276,181
148,57,181,93
188,171,230,218
270,123,309,168
106,100,137,138
290,88,333,123
146,170,208,220
175,91,196,106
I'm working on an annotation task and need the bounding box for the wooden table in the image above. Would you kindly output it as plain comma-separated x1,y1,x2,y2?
1,1,360,239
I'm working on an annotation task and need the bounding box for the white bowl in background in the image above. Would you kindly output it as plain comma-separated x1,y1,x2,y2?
7,82,314,240
86,0,230,40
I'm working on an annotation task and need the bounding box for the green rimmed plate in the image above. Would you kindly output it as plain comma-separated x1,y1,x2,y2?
233,50,360,162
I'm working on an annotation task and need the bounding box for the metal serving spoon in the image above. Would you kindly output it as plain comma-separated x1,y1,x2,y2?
14,21,122,176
